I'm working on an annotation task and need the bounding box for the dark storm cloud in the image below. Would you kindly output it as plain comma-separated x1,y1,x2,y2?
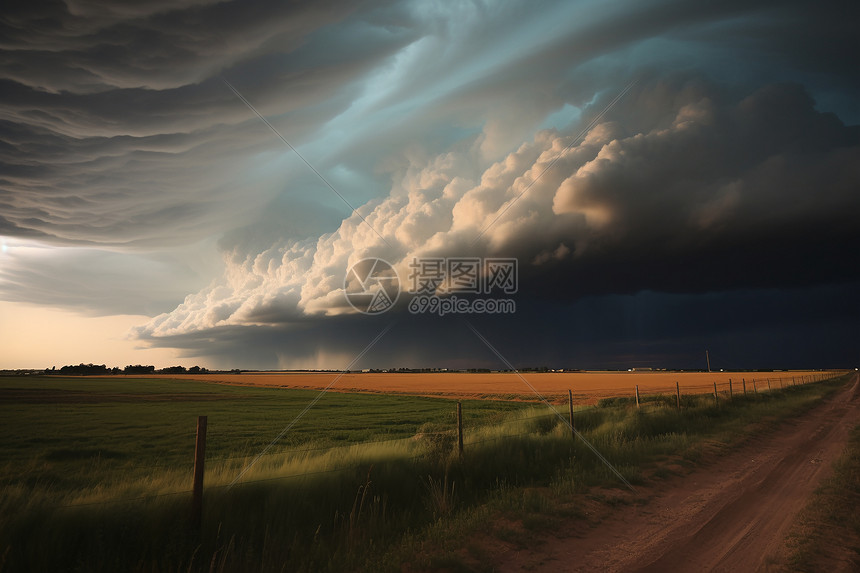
0,0,410,248
2,0,857,250
0,0,383,93
151,79,858,310
136,281,860,370
522,81,860,299
1,0,858,366
135,77,860,372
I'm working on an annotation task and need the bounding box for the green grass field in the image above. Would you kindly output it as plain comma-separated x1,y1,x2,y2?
0,373,851,572
0,376,528,493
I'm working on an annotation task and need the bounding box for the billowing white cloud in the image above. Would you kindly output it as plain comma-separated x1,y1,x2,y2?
135,80,860,342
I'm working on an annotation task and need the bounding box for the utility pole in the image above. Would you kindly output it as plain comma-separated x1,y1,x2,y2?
706,350,711,373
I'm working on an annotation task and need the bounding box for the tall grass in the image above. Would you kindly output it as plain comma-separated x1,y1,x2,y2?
785,424,860,571
0,373,850,572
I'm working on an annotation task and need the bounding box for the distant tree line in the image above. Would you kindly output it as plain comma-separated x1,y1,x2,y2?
46,364,208,375
159,365,208,374
54,363,115,375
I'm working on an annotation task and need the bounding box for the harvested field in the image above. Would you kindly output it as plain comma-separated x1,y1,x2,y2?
143,371,835,403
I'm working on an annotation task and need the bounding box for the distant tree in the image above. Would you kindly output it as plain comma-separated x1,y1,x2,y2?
160,366,187,374
59,363,110,375
124,364,156,374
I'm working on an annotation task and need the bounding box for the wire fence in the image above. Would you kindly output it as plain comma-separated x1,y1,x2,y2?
33,371,841,510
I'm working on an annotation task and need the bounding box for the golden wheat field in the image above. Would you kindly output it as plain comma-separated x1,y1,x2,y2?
147,370,836,403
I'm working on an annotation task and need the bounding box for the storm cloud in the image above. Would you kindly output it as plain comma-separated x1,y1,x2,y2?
1,0,858,368
132,78,860,367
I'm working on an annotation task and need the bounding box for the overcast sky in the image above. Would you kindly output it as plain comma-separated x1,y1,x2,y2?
1,0,858,370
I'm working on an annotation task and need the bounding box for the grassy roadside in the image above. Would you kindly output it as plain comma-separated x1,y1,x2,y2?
784,424,860,572
0,374,850,572
379,373,852,572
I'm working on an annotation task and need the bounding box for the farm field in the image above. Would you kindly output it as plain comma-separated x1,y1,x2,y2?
0,376,526,488
147,370,834,403
0,372,853,572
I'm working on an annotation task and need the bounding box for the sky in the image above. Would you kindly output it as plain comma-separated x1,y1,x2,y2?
1,0,858,371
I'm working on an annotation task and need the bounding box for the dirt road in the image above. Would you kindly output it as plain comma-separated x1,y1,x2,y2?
500,373,860,572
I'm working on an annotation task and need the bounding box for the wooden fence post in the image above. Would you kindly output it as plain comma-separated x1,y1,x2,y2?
729,379,733,400
457,401,464,458
713,382,718,405
675,381,681,410
191,415,207,530
767,378,771,391
635,385,640,409
742,378,747,395
753,379,758,394
568,389,575,437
